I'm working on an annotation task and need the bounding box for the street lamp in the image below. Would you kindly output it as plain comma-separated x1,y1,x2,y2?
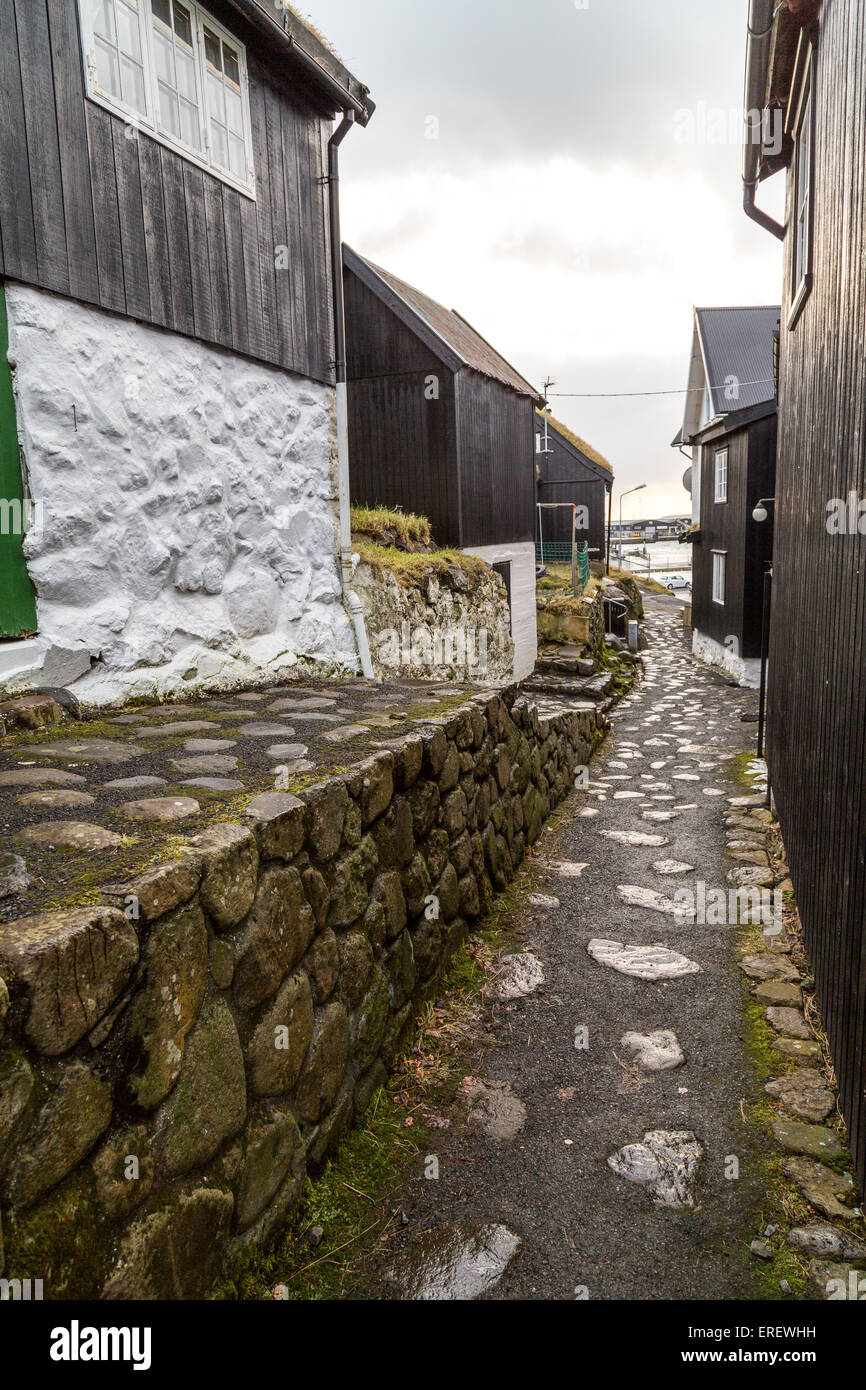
617,484,647,567
753,498,775,523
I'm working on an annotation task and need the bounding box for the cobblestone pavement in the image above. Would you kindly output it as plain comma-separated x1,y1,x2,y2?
361,596,782,1301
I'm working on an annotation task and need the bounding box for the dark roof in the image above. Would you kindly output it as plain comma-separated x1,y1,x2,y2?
229,2,373,122
696,306,780,417
344,246,542,400
534,410,614,483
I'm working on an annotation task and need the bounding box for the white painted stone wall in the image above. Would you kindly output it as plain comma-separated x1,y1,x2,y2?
461,541,538,680
692,629,761,688
2,285,357,705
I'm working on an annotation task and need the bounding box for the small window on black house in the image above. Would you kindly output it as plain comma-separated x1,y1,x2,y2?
492,561,513,633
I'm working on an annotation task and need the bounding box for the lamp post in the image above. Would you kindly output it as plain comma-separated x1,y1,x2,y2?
617,484,647,569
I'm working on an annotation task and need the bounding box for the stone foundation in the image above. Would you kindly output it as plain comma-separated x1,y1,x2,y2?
0,688,605,1298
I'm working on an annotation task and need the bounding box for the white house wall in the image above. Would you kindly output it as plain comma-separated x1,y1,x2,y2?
2,285,357,706
461,541,538,680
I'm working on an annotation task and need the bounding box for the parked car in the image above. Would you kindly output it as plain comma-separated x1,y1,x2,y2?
660,574,691,591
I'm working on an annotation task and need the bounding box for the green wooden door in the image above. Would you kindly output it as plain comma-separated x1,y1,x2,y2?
0,285,37,639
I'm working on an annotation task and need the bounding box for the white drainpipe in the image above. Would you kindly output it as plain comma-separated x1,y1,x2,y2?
329,112,375,679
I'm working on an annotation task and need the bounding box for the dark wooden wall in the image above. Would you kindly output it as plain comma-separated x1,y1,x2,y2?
742,413,777,656
456,371,535,549
692,419,776,658
345,267,536,550
693,428,749,651
767,0,866,1188
535,421,610,559
344,267,460,547
0,0,335,382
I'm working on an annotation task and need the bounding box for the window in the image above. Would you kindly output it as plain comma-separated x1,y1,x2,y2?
712,552,726,606
79,0,255,196
714,448,728,504
790,61,814,326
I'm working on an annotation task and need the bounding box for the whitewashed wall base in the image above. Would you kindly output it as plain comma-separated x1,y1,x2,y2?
2,285,357,705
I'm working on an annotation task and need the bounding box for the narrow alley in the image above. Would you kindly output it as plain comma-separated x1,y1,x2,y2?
360,596,785,1300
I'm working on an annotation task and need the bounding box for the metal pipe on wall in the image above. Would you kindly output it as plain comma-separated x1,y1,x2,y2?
327,111,375,678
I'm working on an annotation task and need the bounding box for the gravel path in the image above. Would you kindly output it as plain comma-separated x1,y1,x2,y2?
363,595,773,1301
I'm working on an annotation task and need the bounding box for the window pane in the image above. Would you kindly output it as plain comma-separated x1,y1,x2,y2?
204,28,222,73
151,0,171,25
120,55,146,111
179,98,201,149
223,47,240,87
211,122,229,171
159,83,180,138
115,2,141,62
94,0,117,43
224,84,244,135
173,2,193,48
207,70,225,126
94,35,121,99
228,132,246,179
153,29,174,84
175,47,197,102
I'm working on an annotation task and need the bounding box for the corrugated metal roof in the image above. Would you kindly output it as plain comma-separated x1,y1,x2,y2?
696,306,780,417
349,250,541,400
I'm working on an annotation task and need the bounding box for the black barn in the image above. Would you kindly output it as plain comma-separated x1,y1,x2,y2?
343,245,543,677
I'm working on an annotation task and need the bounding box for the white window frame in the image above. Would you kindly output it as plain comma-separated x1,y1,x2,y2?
712,551,726,607
78,0,256,200
714,447,728,504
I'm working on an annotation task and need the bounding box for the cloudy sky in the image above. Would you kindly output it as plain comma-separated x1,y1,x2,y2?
307,0,785,518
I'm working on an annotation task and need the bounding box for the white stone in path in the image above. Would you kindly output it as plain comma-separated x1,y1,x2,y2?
613,791,643,800
549,861,589,878
617,885,691,917
653,860,695,876
642,810,680,823
588,940,702,981
487,953,545,1001
578,808,600,819
620,1030,686,1072
607,1131,703,1209
703,789,725,798
673,773,700,782
600,831,668,848
528,893,560,909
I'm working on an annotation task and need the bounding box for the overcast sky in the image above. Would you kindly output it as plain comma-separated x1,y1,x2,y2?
307,0,785,518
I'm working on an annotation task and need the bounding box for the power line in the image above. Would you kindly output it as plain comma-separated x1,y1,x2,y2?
548,379,774,400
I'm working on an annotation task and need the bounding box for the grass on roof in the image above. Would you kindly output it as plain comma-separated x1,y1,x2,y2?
351,506,432,549
536,409,613,474
277,4,341,59
353,541,488,587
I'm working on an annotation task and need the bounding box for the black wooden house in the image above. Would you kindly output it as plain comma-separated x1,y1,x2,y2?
534,410,613,568
0,0,373,701
742,0,866,1191
674,306,778,687
343,245,543,678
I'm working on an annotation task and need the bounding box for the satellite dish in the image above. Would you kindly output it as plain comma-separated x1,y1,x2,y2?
682,467,693,495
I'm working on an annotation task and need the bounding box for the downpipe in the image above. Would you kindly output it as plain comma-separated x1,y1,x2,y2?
328,112,375,678
743,0,786,241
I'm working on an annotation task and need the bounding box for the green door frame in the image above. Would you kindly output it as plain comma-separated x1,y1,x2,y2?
0,283,37,639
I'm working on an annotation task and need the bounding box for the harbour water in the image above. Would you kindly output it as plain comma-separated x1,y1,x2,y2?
617,541,693,585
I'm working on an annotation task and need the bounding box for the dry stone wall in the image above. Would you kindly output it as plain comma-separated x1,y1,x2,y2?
0,688,605,1298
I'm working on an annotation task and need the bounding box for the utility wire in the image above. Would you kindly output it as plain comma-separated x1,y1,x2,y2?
548,379,774,400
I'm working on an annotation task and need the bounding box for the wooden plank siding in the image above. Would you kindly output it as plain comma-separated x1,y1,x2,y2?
456,372,536,549
766,0,866,1187
0,0,336,384
691,417,775,659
